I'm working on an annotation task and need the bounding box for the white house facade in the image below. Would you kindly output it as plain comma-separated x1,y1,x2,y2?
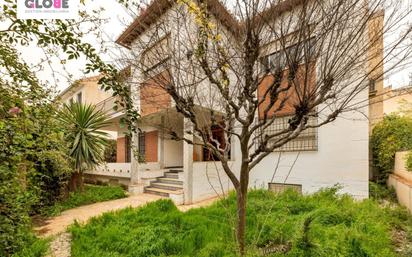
86,0,372,204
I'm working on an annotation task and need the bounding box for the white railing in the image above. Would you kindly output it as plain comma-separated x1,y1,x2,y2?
86,163,132,178
95,96,125,117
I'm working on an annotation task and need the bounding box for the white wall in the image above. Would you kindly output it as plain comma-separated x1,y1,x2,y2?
164,139,183,167
192,161,235,201
248,114,369,199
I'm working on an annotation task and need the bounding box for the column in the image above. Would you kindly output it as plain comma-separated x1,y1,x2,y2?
129,130,144,194
183,118,194,204
159,116,165,169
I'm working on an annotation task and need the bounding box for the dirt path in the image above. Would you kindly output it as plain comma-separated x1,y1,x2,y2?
36,193,218,238
35,193,163,237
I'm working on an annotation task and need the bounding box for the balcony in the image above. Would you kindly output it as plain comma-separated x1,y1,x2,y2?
95,96,125,119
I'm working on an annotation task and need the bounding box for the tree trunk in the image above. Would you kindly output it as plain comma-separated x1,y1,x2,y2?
236,186,248,256
69,172,81,192
78,172,84,192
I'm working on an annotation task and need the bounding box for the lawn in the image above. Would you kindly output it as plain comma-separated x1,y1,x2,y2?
70,188,412,257
44,184,127,216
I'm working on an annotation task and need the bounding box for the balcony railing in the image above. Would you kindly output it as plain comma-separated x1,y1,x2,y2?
95,96,125,117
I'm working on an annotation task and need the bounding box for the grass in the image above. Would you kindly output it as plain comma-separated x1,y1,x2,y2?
44,184,127,216
70,188,412,257
12,235,49,257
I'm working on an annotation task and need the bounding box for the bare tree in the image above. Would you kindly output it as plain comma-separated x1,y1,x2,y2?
116,0,412,255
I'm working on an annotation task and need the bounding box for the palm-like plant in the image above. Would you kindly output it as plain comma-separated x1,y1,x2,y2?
59,102,111,191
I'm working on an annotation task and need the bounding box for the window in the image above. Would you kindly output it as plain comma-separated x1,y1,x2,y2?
269,183,302,194
138,132,145,162
369,79,376,93
141,35,170,77
255,115,318,152
125,136,131,163
77,92,82,103
203,124,231,161
261,38,316,72
69,98,74,104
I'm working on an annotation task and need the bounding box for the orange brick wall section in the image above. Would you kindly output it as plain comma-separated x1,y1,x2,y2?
140,71,171,117
258,62,316,119
145,131,158,162
116,137,126,163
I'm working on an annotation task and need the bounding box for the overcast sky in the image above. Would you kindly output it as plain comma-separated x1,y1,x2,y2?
9,0,412,92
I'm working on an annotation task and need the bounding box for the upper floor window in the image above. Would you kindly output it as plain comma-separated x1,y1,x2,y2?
141,35,170,78
261,38,316,72
77,92,82,103
369,79,376,93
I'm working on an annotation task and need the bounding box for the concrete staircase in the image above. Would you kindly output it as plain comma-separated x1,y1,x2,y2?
144,167,184,197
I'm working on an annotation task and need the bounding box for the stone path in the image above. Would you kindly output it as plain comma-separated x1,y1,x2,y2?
36,193,219,257
46,233,71,257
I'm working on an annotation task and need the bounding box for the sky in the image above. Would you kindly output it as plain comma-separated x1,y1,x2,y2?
5,0,412,93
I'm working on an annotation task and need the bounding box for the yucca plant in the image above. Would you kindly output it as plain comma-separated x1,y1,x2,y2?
59,102,111,191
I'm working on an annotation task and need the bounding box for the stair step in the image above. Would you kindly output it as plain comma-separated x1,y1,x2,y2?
169,169,183,173
151,182,183,191
164,166,183,169
157,177,183,185
164,172,179,179
144,187,183,197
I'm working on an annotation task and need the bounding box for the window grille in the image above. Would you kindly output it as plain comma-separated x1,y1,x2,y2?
138,132,145,162
261,38,316,72
255,115,318,152
269,183,302,194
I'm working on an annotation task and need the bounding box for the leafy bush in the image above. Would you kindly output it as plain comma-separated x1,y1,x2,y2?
45,184,127,216
369,182,397,203
371,114,412,181
70,189,412,257
104,139,117,162
12,236,49,257
406,152,412,171
0,82,71,255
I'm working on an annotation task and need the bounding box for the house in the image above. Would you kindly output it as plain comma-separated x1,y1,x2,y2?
59,75,131,184
83,0,382,204
370,85,412,122
59,75,111,105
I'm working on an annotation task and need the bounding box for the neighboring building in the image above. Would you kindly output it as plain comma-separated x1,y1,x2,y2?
381,86,412,115
84,0,377,204
369,85,412,125
60,75,112,105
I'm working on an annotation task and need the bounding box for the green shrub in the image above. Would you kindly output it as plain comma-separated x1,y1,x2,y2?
44,184,127,216
104,139,117,162
371,114,412,182
12,236,49,257
369,182,397,202
70,189,412,257
406,151,412,171
0,84,71,256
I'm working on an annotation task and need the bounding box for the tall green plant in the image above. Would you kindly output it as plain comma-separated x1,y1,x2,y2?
59,103,111,191
371,114,412,182
0,83,71,255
